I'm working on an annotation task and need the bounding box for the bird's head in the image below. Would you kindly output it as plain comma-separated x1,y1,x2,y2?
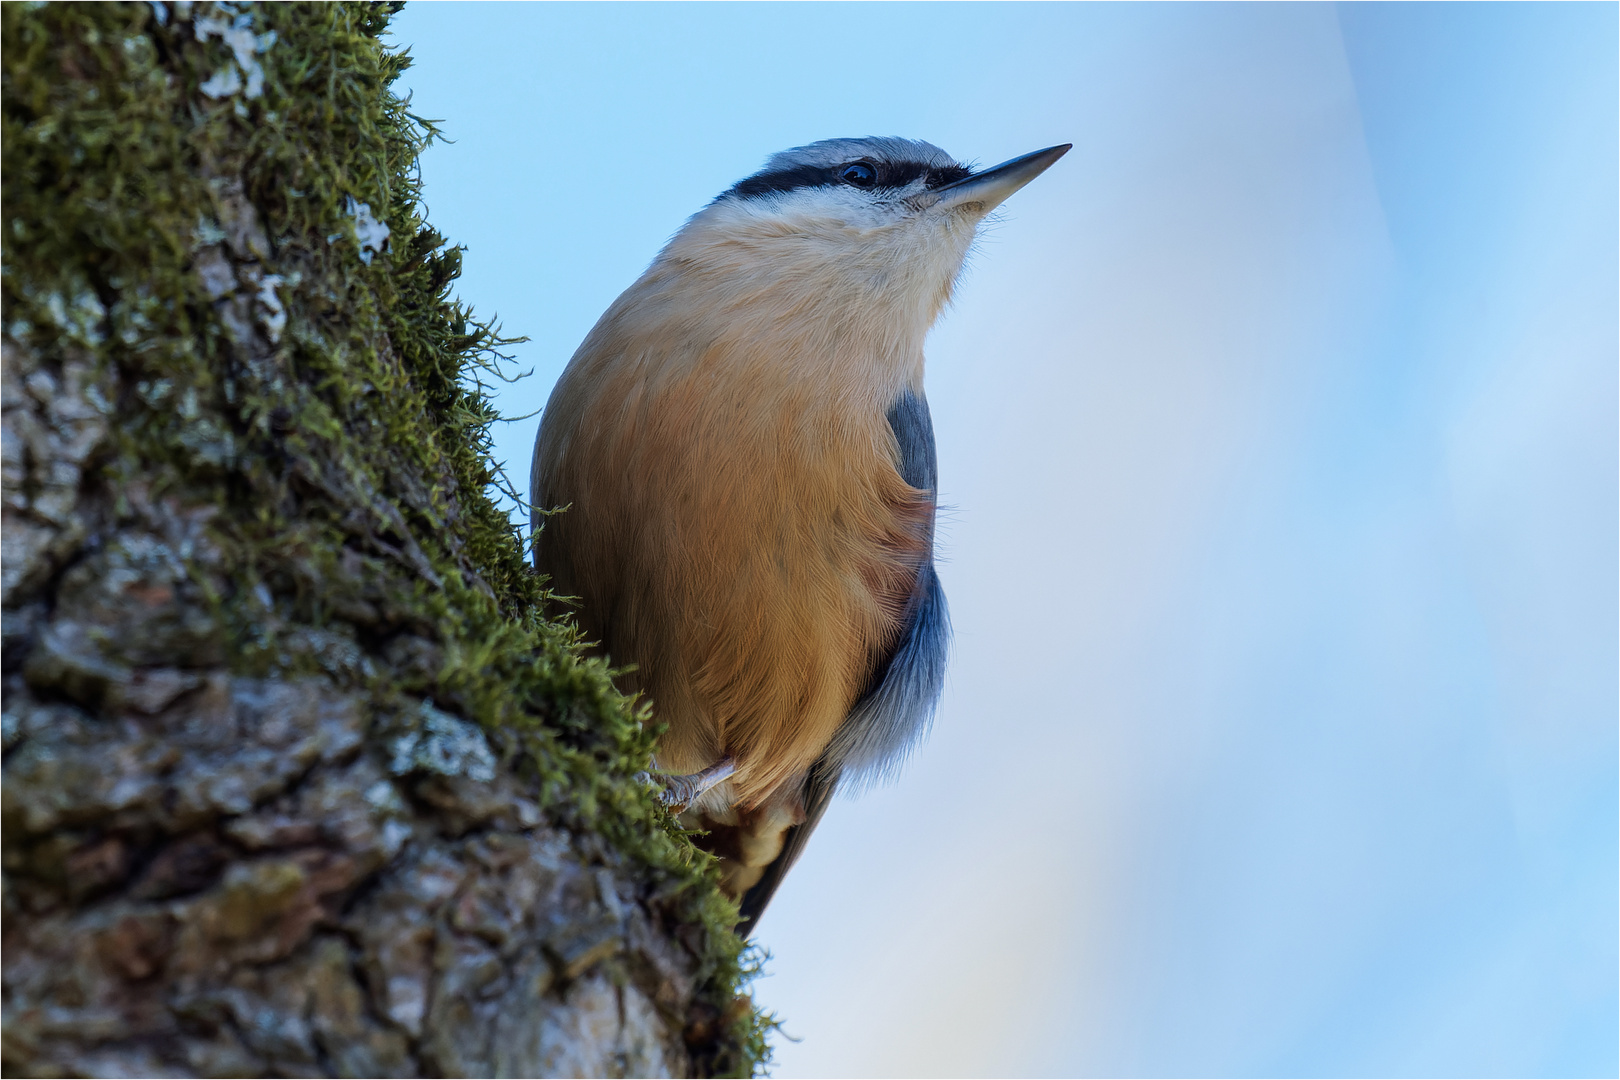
655,137,1070,344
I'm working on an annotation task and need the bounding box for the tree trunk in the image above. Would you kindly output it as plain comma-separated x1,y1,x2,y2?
1,4,767,1076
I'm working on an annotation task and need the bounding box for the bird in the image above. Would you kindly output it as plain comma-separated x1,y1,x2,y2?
531,136,1069,932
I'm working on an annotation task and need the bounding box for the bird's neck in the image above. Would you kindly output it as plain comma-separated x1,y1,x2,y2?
624,215,968,409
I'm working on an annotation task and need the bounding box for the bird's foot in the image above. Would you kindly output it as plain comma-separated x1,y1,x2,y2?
637,757,736,812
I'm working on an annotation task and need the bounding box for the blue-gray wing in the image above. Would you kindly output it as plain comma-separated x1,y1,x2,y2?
737,388,949,933
826,387,950,783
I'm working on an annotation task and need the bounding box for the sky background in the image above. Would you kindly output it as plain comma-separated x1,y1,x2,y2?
388,4,1617,1076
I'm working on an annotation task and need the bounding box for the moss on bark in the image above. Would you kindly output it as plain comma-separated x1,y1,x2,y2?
1,2,771,1075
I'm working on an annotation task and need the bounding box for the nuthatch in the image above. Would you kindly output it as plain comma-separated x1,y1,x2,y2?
532,137,1069,931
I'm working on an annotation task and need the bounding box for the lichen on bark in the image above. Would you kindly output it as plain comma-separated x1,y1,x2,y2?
1,3,771,1075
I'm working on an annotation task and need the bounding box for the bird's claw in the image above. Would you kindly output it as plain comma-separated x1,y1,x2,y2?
644,757,736,812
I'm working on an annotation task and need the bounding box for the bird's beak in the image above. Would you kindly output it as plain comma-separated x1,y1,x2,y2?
920,143,1072,215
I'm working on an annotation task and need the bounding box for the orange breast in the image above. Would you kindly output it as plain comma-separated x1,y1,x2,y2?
534,328,929,811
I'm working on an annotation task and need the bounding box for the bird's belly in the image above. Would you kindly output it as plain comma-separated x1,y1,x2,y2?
540,369,924,811
651,445,915,806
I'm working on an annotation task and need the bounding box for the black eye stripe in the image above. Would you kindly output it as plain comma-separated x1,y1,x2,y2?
728,164,838,199
925,164,973,189
726,160,975,200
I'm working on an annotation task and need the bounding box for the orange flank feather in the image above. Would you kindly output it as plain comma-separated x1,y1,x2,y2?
535,309,931,810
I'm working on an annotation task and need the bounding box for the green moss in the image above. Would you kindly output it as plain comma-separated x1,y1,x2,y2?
1,2,771,1074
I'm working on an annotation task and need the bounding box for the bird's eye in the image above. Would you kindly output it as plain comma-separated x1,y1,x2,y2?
840,162,877,188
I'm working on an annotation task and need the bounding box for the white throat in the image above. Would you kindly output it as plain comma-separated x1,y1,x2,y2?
639,187,982,401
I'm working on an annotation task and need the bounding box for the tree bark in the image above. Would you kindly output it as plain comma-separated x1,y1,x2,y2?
1,4,766,1076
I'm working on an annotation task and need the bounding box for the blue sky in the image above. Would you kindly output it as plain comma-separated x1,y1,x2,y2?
389,4,1617,1075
